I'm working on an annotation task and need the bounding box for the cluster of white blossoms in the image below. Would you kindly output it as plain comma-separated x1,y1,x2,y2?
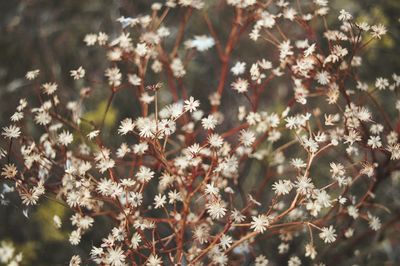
0,241,23,265
1,0,399,265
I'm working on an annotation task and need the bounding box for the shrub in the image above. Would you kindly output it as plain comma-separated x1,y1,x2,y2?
1,1,399,265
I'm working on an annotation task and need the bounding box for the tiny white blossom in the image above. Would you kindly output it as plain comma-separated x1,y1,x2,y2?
58,130,73,146
70,66,85,80
250,214,270,233
118,118,135,135
184,96,200,112
231,61,246,76
136,166,155,183
26,69,40,80
201,115,218,130
154,194,167,209
319,226,337,243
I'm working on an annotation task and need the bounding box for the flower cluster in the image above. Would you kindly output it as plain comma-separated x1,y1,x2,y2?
1,1,398,265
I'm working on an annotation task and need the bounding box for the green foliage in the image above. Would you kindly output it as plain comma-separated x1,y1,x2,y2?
83,99,118,129
32,200,67,242
19,241,37,265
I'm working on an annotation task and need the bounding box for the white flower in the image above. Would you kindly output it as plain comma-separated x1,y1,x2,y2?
302,136,319,153
356,22,370,31
278,242,289,254
315,70,331,85
140,92,155,104
114,32,132,50
375,77,389,90
193,224,210,244
11,112,23,122
206,200,226,220
137,118,156,138
2,125,21,139
130,232,142,249
291,158,307,169
249,28,260,41
371,24,387,39
58,130,73,146
97,32,109,45
105,67,122,87
34,111,51,125
314,0,328,6
1,164,18,179
184,96,200,112
230,209,246,223
370,124,384,134
205,182,219,197
219,235,233,250
231,61,246,76
70,66,85,80
128,192,143,207
25,69,40,80
96,158,115,174
90,246,104,261
146,254,162,266
171,58,186,78
347,205,359,219
84,33,97,46
330,162,345,178
154,194,167,209
338,9,352,21
285,116,298,129
166,103,184,119
255,255,269,266
189,35,215,51
295,176,314,195
53,215,62,228
344,228,354,238
227,0,256,8
231,78,249,93
116,16,137,27
258,59,272,70
319,225,337,243
135,42,148,57
288,256,301,266
128,74,141,86
239,129,256,147
87,130,100,140
387,143,400,160
305,243,317,260
168,190,182,203
118,118,135,135
117,143,131,158
250,214,270,233
368,213,381,231
315,190,332,207
344,129,362,145
133,143,149,155
159,119,176,136
201,115,218,130
136,166,155,183
272,180,293,195
304,43,316,57
42,82,58,95
208,133,224,148
279,40,293,62
367,135,382,149
69,255,81,266
106,246,126,266
250,63,264,83
69,230,81,245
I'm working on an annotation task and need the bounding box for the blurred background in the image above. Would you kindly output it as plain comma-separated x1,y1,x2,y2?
0,0,399,265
